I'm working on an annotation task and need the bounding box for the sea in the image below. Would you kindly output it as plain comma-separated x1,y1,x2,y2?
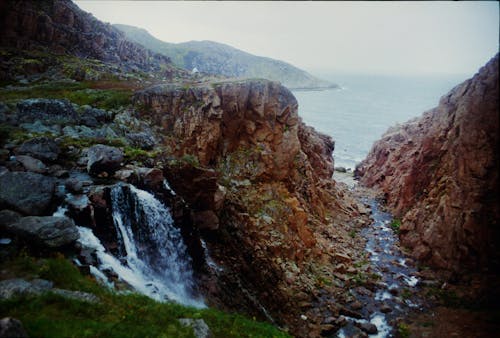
292,72,468,170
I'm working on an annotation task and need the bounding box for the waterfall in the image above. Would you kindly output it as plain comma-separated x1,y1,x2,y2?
78,183,205,308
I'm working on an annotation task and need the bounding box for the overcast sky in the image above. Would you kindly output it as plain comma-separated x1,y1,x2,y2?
75,1,498,77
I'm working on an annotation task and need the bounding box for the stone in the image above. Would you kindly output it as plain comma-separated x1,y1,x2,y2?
0,317,28,338
86,144,124,176
3,216,79,248
356,54,499,271
16,99,78,125
15,155,47,173
350,300,363,310
125,132,156,150
0,171,56,215
79,106,109,127
356,322,378,335
380,304,392,313
0,210,21,227
178,318,211,338
16,136,60,162
192,210,219,230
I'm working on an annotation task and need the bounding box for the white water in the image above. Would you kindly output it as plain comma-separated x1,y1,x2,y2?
77,184,205,308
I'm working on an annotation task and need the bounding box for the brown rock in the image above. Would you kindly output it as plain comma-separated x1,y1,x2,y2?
356,54,499,272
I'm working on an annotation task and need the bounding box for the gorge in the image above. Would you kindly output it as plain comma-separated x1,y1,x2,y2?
0,1,499,337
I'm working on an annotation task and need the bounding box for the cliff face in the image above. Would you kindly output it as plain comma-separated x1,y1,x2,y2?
134,79,368,335
356,55,499,271
0,0,179,75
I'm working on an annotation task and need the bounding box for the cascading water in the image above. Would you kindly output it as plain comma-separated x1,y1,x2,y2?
78,183,204,308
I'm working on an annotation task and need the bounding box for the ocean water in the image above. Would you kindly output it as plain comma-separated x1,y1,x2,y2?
293,73,467,170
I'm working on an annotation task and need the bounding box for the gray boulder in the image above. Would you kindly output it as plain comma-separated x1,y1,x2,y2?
0,317,28,338
0,278,98,303
2,216,79,248
178,318,211,338
87,144,124,176
16,155,48,174
0,171,56,215
126,132,156,150
79,106,110,127
16,137,60,162
17,99,78,125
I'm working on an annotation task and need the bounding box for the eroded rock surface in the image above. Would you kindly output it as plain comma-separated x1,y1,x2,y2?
356,54,499,271
135,79,368,336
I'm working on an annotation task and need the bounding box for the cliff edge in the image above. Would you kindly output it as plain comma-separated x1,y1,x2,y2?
356,54,499,272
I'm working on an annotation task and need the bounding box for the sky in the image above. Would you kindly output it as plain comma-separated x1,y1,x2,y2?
75,1,499,77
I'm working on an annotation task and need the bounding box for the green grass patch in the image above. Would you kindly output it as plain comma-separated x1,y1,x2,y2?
0,253,289,338
390,219,401,234
397,322,411,338
0,81,132,110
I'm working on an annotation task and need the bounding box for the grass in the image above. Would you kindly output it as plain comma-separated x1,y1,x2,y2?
0,81,133,110
390,219,401,234
0,253,289,338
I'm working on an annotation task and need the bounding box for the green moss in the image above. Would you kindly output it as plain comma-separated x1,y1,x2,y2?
390,219,401,234
181,154,200,167
397,322,411,338
0,253,290,338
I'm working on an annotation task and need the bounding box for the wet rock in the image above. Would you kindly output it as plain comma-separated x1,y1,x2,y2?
3,216,79,248
335,166,347,173
15,155,47,173
65,177,84,193
356,322,378,335
178,318,211,338
380,304,393,313
192,210,219,230
17,99,78,125
86,144,124,176
0,171,56,215
350,300,363,310
16,136,60,162
339,307,363,319
356,55,499,271
0,317,28,338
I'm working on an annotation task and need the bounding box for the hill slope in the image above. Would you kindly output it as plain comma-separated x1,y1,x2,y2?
115,24,336,90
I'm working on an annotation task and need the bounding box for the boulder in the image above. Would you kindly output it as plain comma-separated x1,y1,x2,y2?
3,216,79,248
356,322,378,335
86,144,124,176
16,136,60,162
0,210,21,227
178,318,211,338
15,155,47,174
0,171,56,215
125,131,156,150
16,99,78,125
0,317,28,338
79,106,110,127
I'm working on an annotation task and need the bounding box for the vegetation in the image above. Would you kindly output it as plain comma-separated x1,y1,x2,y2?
0,81,132,111
0,253,290,338
390,219,401,234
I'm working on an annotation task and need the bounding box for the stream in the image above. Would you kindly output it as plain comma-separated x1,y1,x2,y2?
335,174,423,337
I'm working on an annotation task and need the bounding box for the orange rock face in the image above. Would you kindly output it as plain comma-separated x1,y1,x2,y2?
356,54,499,271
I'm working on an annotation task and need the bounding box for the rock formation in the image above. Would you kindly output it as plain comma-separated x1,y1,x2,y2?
134,79,369,336
0,0,172,73
356,54,499,272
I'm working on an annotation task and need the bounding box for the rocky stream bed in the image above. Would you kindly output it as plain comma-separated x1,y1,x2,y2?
333,173,423,337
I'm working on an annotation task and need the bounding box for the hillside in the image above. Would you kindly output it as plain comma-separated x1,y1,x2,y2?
115,24,337,90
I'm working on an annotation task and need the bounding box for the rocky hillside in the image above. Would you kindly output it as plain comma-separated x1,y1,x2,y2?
115,24,337,90
0,0,187,83
355,54,499,272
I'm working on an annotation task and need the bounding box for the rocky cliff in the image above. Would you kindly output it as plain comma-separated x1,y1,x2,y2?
134,79,369,335
355,54,499,272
